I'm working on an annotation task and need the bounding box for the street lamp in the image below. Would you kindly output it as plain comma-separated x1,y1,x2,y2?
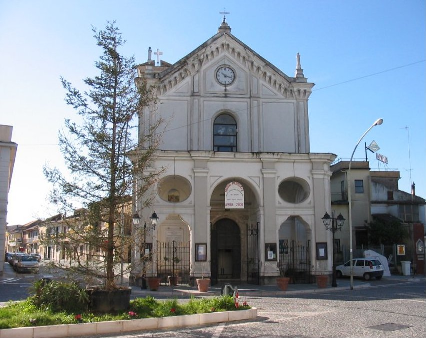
134,212,159,289
132,213,146,288
150,211,159,229
322,212,345,287
347,118,383,290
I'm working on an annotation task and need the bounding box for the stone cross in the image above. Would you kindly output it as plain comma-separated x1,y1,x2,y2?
154,49,163,65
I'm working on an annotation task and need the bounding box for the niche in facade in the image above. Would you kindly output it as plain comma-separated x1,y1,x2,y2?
278,178,310,204
158,176,192,203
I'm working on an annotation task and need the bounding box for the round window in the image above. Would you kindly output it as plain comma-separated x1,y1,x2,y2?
278,178,310,204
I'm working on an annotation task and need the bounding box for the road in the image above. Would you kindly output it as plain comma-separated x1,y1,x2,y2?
1,262,425,337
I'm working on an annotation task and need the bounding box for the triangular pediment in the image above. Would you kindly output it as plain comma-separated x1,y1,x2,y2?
151,31,313,98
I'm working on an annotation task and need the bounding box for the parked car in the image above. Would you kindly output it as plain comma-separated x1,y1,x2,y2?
5,252,14,262
9,253,26,269
30,253,41,262
336,258,384,281
15,255,39,273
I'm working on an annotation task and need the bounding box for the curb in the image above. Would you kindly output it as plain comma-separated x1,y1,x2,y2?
0,308,257,338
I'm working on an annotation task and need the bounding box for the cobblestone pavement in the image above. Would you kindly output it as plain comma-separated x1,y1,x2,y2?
75,276,425,338
1,264,425,337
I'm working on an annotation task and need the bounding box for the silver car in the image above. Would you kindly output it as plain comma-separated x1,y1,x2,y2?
336,258,384,281
15,255,40,273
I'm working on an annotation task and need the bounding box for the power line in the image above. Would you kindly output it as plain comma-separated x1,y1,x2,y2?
161,59,426,134
313,60,425,92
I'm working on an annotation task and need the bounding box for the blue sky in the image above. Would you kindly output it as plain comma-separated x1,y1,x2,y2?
1,0,425,225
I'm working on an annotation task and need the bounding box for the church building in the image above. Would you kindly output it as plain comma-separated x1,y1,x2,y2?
132,18,336,286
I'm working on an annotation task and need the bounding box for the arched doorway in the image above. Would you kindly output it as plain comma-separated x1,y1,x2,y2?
211,218,241,285
277,216,312,283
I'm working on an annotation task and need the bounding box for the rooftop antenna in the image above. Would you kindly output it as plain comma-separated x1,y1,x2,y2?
402,126,413,187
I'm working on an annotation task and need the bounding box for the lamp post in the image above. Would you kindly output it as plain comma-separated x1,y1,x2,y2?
322,212,345,287
133,211,159,289
132,213,143,288
347,118,383,290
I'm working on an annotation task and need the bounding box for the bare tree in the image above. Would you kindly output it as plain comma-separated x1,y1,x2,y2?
43,22,163,290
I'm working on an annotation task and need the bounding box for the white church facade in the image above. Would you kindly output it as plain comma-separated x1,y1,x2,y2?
132,19,336,285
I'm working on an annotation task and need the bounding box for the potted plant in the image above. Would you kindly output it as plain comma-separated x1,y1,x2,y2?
146,276,161,291
168,257,180,286
276,265,290,291
316,274,328,288
196,262,210,292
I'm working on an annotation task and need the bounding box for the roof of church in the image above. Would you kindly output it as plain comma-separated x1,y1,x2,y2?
139,19,309,87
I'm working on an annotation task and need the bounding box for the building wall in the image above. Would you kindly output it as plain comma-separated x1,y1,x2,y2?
0,125,17,273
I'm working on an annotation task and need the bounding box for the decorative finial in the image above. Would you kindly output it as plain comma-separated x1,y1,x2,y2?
218,9,231,33
295,52,306,81
296,52,301,70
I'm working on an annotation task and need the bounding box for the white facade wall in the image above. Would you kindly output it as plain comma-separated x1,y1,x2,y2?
0,125,17,273
134,22,334,284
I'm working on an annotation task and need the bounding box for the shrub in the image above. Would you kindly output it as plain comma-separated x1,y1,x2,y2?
128,296,159,318
29,279,89,313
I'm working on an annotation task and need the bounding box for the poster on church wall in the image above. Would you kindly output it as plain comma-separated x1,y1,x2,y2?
224,181,244,209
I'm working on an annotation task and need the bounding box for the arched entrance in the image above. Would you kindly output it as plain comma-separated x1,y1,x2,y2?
211,218,241,285
277,216,312,283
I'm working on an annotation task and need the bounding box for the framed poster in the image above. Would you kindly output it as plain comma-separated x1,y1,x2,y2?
397,244,406,255
140,243,153,260
316,242,328,260
195,243,207,261
265,243,277,261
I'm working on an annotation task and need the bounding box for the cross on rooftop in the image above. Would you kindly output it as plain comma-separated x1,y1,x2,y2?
219,8,230,23
154,49,163,65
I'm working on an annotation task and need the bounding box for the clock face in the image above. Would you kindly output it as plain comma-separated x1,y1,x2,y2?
216,66,235,85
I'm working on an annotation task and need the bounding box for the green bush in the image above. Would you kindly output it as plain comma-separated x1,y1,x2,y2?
29,279,89,313
128,296,159,317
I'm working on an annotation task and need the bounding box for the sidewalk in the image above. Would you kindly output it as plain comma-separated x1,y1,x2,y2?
129,275,425,300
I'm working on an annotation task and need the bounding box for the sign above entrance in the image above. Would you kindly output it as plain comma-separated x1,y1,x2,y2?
224,181,244,209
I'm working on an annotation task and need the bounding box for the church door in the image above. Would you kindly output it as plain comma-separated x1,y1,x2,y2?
211,219,241,285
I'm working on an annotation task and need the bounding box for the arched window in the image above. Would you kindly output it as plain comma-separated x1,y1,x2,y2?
213,113,237,152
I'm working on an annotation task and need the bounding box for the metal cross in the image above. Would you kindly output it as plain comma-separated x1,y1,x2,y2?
219,8,230,23
154,49,163,65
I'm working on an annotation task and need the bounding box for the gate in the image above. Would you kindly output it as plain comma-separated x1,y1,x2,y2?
278,240,312,284
155,241,190,285
246,223,260,285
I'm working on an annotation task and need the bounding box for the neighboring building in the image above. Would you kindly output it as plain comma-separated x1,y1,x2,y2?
6,220,41,254
38,204,132,267
0,125,17,273
21,220,41,254
330,160,425,274
330,160,372,258
5,224,23,253
370,172,425,274
133,19,336,285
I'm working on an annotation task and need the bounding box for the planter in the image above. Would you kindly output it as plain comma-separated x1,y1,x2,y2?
86,288,131,313
196,278,210,292
316,275,328,288
168,276,178,286
276,277,290,291
146,277,161,291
